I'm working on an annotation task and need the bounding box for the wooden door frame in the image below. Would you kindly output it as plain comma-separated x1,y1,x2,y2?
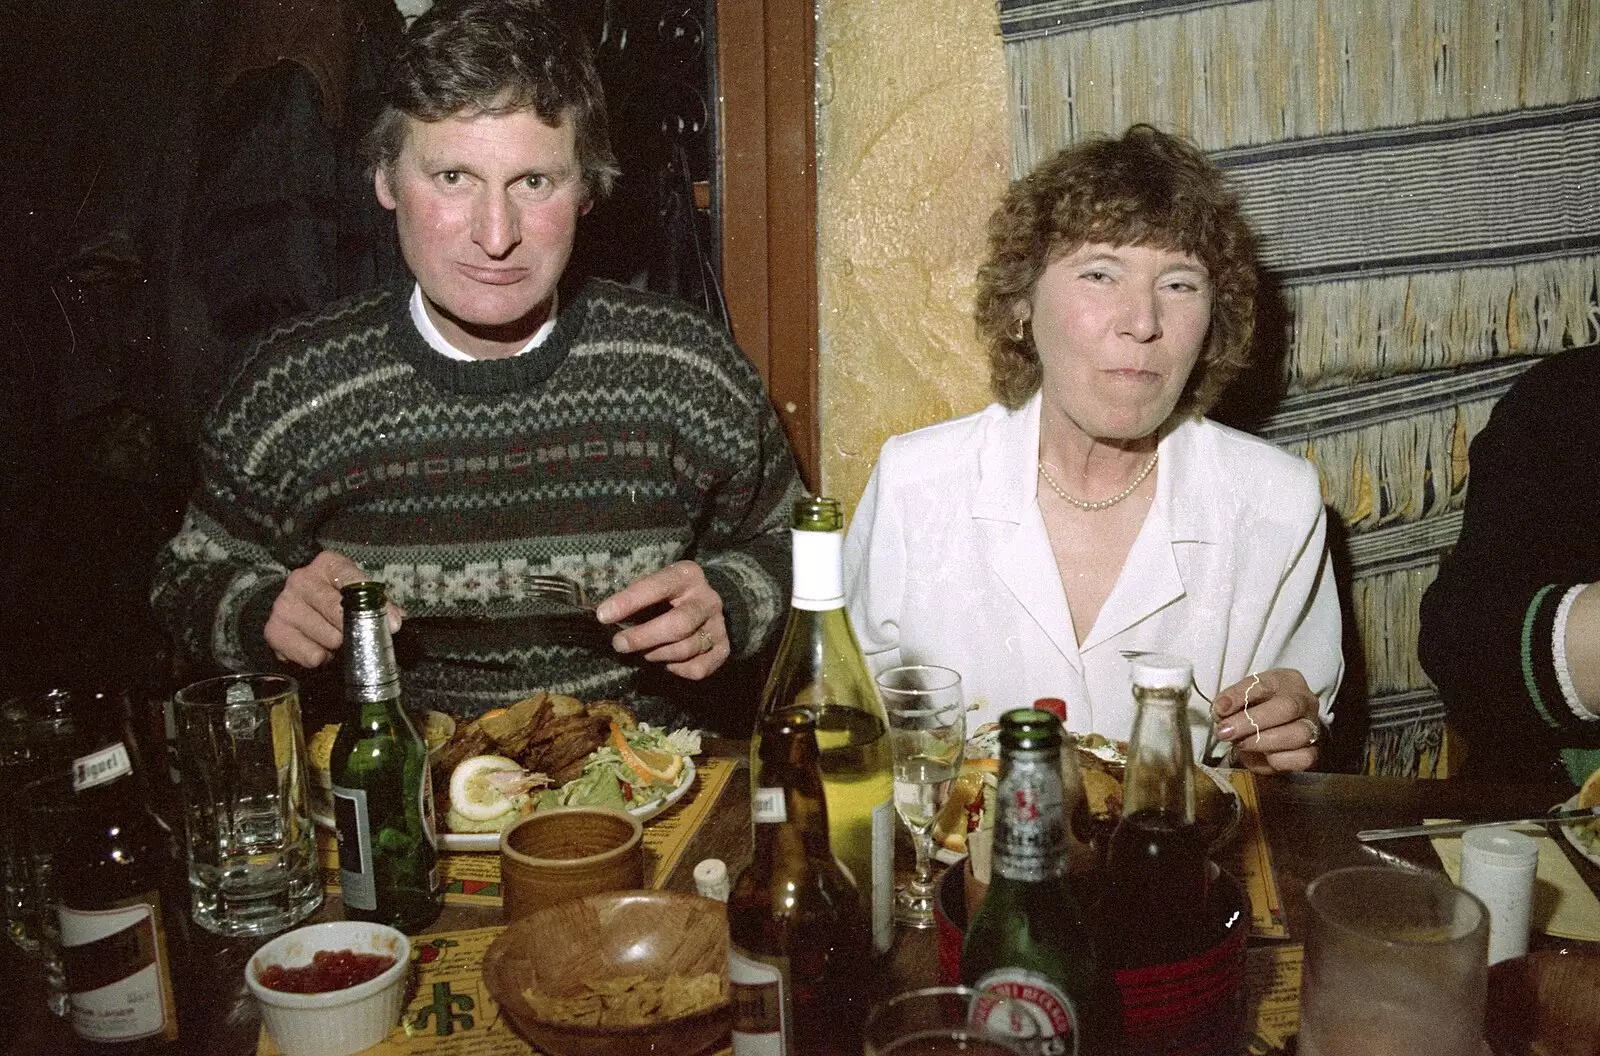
716,0,819,490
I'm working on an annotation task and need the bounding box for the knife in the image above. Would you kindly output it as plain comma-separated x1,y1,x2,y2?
1356,806,1600,842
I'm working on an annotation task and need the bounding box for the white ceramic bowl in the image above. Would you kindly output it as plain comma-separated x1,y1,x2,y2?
245,921,411,1056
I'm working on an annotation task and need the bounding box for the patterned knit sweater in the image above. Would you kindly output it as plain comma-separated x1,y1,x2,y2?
151,279,804,719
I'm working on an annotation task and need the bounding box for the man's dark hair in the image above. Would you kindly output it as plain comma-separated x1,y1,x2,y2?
367,0,620,199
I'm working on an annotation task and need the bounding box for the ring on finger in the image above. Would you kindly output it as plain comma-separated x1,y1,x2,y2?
1300,716,1322,747
697,630,714,655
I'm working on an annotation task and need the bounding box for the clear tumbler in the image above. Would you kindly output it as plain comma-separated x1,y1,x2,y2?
1298,866,1488,1056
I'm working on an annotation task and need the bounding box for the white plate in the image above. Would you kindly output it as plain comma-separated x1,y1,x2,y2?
928,763,1240,866
1559,795,1600,868
314,756,696,852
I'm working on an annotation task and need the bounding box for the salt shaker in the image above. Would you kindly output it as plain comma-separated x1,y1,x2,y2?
693,857,730,901
1459,826,1538,964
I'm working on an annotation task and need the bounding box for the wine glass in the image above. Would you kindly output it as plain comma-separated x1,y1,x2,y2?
863,986,1029,1055
876,665,966,929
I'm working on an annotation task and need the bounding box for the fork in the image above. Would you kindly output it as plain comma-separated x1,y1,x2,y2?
1119,649,1222,763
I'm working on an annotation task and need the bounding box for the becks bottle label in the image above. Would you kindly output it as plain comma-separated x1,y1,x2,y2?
971,968,1078,1055
332,785,378,910
59,895,179,1043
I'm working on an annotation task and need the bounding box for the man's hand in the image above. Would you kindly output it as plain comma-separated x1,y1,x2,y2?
264,551,403,668
596,561,728,680
1212,667,1323,773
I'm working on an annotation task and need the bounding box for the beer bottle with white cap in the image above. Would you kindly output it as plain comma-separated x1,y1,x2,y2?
1099,652,1209,962
330,581,442,933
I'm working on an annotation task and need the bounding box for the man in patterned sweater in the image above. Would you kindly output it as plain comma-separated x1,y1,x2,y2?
150,0,803,723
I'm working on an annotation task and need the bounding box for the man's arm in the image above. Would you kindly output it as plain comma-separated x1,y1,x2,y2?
597,315,804,679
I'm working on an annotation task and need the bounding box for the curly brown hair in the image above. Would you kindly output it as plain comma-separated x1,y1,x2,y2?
974,124,1259,415
367,0,620,200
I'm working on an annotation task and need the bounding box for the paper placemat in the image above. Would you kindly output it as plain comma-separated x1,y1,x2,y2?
315,756,738,906
1243,942,1302,1055
1218,770,1289,938
1430,824,1600,943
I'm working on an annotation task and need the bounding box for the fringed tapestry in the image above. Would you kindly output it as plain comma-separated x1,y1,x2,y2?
997,0,1600,775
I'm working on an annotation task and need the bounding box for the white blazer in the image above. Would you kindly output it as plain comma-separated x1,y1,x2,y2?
844,394,1343,752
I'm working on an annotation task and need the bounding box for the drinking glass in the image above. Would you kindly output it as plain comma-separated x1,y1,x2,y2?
877,665,965,928
1298,866,1489,1056
174,673,322,936
863,986,1029,1055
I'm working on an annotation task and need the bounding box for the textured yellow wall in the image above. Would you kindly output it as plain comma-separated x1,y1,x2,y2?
816,0,1012,515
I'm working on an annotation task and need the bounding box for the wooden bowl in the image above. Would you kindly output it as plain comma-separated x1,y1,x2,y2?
482,890,731,1056
1486,948,1600,1056
499,807,644,921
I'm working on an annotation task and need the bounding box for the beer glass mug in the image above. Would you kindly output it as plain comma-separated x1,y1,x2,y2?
877,665,966,928
863,986,1029,1055
1298,866,1489,1056
174,673,322,936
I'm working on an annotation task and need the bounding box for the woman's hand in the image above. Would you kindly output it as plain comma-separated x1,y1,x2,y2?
1211,667,1322,773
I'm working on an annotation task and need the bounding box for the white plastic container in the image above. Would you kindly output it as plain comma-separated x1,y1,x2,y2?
245,920,411,1056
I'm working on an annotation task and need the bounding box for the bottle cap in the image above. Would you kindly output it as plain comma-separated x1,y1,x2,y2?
1130,653,1193,692
1034,698,1068,723
693,858,729,901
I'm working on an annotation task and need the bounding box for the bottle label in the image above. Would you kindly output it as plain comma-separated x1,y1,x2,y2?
332,784,378,910
993,755,1067,883
753,787,788,824
420,764,439,850
789,529,844,610
59,893,179,1043
71,742,133,792
870,797,894,954
970,968,1078,1056
729,946,789,1056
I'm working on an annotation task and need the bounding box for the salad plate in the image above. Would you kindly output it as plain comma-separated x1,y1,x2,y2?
1559,794,1600,869
313,755,697,852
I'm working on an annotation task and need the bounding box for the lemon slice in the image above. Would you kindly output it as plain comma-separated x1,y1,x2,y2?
449,755,525,822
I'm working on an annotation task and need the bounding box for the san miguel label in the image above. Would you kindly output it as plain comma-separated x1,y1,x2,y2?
59,893,179,1042
970,968,1078,1056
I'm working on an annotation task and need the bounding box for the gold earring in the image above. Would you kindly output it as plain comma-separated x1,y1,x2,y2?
1008,318,1028,343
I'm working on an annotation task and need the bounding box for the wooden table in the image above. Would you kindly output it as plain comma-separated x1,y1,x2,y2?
7,745,1593,1055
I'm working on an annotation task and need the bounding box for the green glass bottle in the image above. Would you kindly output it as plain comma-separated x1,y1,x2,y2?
752,497,895,955
330,582,442,933
728,706,873,1054
961,709,1113,1055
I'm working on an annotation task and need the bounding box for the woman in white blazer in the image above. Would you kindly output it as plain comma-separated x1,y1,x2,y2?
844,126,1342,772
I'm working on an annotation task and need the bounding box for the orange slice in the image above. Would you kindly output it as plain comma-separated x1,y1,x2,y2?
609,722,684,786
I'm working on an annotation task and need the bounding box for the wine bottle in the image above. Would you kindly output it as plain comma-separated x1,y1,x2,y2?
729,706,873,1054
752,497,895,954
56,707,190,1052
330,581,442,933
961,708,1114,1055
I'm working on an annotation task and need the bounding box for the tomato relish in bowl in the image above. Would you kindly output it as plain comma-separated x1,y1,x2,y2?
257,949,399,994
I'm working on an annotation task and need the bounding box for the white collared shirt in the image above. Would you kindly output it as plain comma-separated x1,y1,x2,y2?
844,392,1344,749
409,284,558,361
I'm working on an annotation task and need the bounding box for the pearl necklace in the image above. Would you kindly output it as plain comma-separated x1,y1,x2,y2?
1038,451,1159,512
